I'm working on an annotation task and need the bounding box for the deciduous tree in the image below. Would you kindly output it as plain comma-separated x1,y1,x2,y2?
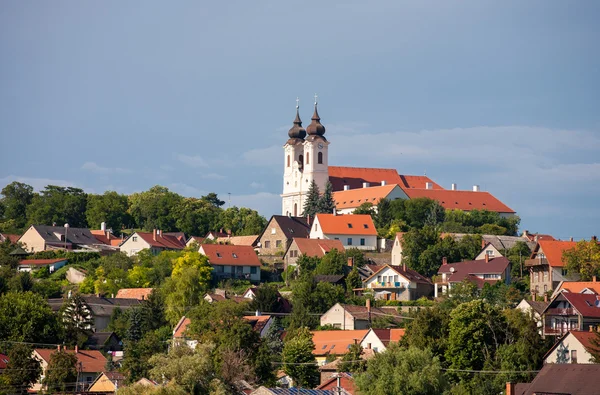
0,344,41,395
0,181,34,231
282,327,319,388
564,239,600,280
43,349,78,393
86,191,131,232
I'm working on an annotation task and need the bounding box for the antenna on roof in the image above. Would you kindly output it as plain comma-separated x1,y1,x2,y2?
424,170,427,176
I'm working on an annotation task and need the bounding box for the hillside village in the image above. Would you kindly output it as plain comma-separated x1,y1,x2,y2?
1,104,599,395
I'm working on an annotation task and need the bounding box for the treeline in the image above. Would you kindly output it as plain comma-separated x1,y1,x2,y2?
0,182,267,236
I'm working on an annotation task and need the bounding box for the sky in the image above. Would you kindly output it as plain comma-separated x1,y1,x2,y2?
0,1,599,240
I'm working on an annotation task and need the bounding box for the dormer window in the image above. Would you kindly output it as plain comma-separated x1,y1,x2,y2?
347,223,353,229
363,224,369,229
232,253,238,258
216,252,222,258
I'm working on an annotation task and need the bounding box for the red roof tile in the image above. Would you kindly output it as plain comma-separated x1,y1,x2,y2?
398,175,443,190
403,189,515,213
173,316,191,338
290,238,345,258
560,293,600,318
90,230,121,245
2,234,21,244
311,330,370,355
555,281,600,295
115,288,153,300
135,232,186,250
19,258,68,266
0,353,8,369
35,349,107,373
243,315,271,334
328,166,442,192
534,240,577,267
314,214,377,236
570,330,599,353
200,244,261,267
332,184,401,209
317,372,356,394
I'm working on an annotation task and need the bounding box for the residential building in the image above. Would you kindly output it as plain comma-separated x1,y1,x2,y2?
359,328,406,353
115,287,153,300
204,289,249,304
332,183,408,214
310,213,377,251
84,332,123,359
251,387,345,395
541,292,600,337
283,237,345,269
475,241,503,260
508,363,600,395
391,232,405,266
90,222,122,247
119,229,186,256
88,371,126,393
256,215,310,255
434,256,511,297
543,330,598,364
316,373,355,394
242,314,274,338
526,240,578,297
185,235,205,247
205,230,229,241
0,233,20,244
199,244,261,282
360,264,433,301
319,301,401,330
552,278,600,298
173,316,198,349
215,235,258,246
516,299,548,333
311,329,370,364
18,258,68,273
18,225,103,253
33,347,107,391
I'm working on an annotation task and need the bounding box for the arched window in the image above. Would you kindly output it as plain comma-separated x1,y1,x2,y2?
287,155,290,167
299,154,304,165
306,152,310,165
318,152,323,164
293,203,298,216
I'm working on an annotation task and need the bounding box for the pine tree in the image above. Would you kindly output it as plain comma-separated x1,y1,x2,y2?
62,293,94,346
302,181,320,218
317,181,336,214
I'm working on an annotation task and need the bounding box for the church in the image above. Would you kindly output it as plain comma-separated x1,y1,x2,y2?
281,100,515,218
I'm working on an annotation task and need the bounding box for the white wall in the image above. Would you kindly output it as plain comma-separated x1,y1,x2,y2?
545,332,594,364
364,266,414,290
391,237,403,266
119,234,151,257
360,329,387,353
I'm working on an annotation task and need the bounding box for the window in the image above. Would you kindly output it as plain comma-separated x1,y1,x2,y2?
377,276,381,282
486,250,494,256
132,236,137,242
360,238,365,246
347,223,353,229
306,152,310,164
287,155,290,167
347,238,353,245
318,152,323,164
264,241,270,248
216,252,222,258
394,275,399,282
232,253,238,258
333,323,341,329
298,154,303,165
276,240,282,248
271,228,276,235
571,350,578,363
86,376,93,383
251,267,257,274
544,271,549,280
363,224,369,229
215,265,224,273
544,284,548,292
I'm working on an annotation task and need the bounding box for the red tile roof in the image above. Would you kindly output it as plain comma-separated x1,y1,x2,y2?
398,175,443,190
328,166,442,192
243,315,272,334
403,189,515,213
35,349,107,373
570,330,599,353
315,214,377,236
115,288,153,300
559,293,600,318
135,232,186,250
200,244,261,267
534,240,577,267
317,372,356,394
173,316,191,338
90,230,122,246
555,281,600,295
290,238,345,258
311,330,370,356
2,234,21,244
332,184,401,209
0,353,8,369
437,257,510,286
19,258,68,266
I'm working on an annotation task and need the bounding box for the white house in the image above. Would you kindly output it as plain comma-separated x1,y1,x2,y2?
362,264,433,301
310,213,377,251
331,184,408,214
119,229,185,256
544,330,597,364
475,242,503,260
18,258,68,273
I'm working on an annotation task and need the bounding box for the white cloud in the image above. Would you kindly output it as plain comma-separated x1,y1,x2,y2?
242,146,280,167
0,175,77,191
177,154,209,168
200,173,226,180
81,162,132,174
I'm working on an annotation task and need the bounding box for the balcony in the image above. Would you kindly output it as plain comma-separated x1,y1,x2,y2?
545,308,575,316
525,258,549,267
371,282,406,289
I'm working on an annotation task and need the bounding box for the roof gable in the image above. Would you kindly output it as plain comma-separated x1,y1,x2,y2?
535,240,577,267
314,214,377,236
437,257,510,283
332,184,406,209
311,329,370,355
134,232,186,250
289,238,345,258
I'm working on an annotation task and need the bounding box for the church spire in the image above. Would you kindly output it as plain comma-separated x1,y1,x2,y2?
306,93,326,137
288,97,306,140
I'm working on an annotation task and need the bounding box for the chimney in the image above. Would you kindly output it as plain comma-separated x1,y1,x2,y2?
403,262,406,272
442,257,448,265
473,185,480,192
362,182,370,188
366,298,371,312
337,375,341,388
485,254,489,263
506,382,515,395
451,183,457,191
523,230,529,237
219,228,223,234
593,235,598,242
594,276,597,283
570,237,574,242
227,229,232,236
381,180,386,186
347,257,353,267
101,222,106,231
425,182,433,190
75,345,78,353
590,325,594,333
333,207,337,216
307,214,311,224
544,294,548,302
343,185,350,191
255,310,260,316
153,229,157,241
57,344,60,351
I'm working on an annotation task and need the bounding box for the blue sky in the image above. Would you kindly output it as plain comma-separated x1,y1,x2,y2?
1,1,598,239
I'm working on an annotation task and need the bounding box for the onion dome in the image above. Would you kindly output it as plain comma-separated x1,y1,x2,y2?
288,107,306,140
306,102,326,137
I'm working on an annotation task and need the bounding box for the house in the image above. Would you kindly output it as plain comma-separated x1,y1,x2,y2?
475,241,503,260
33,347,107,391
318,354,374,386
48,295,141,332
185,235,205,247
115,287,153,300
526,240,578,297
332,183,408,214
552,278,600,298
541,292,600,337
359,328,406,353
256,215,311,256
311,329,370,364
215,235,259,246
310,213,377,251
199,244,261,282
390,233,405,266
173,316,198,349
90,222,122,247
360,264,433,301
205,230,229,241
434,256,511,297
543,330,598,364
242,314,274,338
204,289,249,304
88,371,126,393
18,225,104,252
0,233,20,244
84,332,123,359
516,299,548,332
522,230,556,242
119,229,186,256
316,373,355,394
251,387,344,395
319,301,401,330
135,378,159,387
508,363,600,395
284,238,345,269
18,258,68,273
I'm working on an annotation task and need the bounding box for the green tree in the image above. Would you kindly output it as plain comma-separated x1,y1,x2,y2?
315,248,346,275
375,198,393,231
0,291,60,343
0,344,41,395
86,191,131,231
26,185,88,227
403,197,445,229
121,330,168,384
218,207,267,236
282,327,319,388
354,202,376,217
0,181,34,231
338,343,366,374
564,240,600,280
62,293,94,347
249,283,282,313
302,181,320,218
173,198,221,237
201,192,226,207
354,345,447,395
401,226,440,276
346,268,362,291
43,349,78,393
401,305,451,360
317,181,335,214
128,186,183,231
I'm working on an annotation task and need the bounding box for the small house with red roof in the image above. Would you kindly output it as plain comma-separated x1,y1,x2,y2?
119,229,186,257
361,264,433,301
311,329,370,364
115,287,153,300
18,258,68,273
434,256,511,297
541,292,600,337
310,213,377,251
320,301,402,330
332,183,407,214
316,372,355,394
544,330,599,364
243,314,274,338
526,240,579,297
283,237,345,269
0,233,21,244
199,244,261,282
552,278,600,299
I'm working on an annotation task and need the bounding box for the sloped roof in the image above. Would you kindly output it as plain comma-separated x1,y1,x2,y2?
0,353,8,369
332,184,400,209
215,235,258,246
555,280,600,296
243,315,272,334
19,258,68,266
115,288,153,300
90,230,122,246
521,299,549,315
35,348,107,373
369,328,406,346
173,316,191,338
311,330,370,355
534,240,577,267
200,244,261,266
28,225,98,245
135,232,186,250
290,238,345,258
1,233,21,244
442,233,536,251
558,293,600,318
336,304,402,322
437,257,510,283
268,215,311,240
315,214,377,236
366,264,433,285
316,372,355,394
328,166,442,192
514,363,600,395
85,332,120,349
48,296,141,316
403,189,515,213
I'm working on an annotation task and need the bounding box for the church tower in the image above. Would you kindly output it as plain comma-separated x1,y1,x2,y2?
281,96,329,216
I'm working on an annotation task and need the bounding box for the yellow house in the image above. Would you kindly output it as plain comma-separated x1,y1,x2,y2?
88,371,125,393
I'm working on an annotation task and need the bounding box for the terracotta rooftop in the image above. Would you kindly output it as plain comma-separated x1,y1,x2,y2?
554,280,600,296
532,240,577,267
437,257,510,286
289,238,345,258
35,348,107,373
1,234,21,244
19,258,68,266
328,166,442,192
200,244,261,267
332,184,401,209
314,214,377,236
134,231,186,250
403,189,515,213
173,316,191,338
215,235,258,246
115,288,153,300
243,315,272,334
0,353,8,369
311,330,370,356
554,293,600,318
90,230,122,246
